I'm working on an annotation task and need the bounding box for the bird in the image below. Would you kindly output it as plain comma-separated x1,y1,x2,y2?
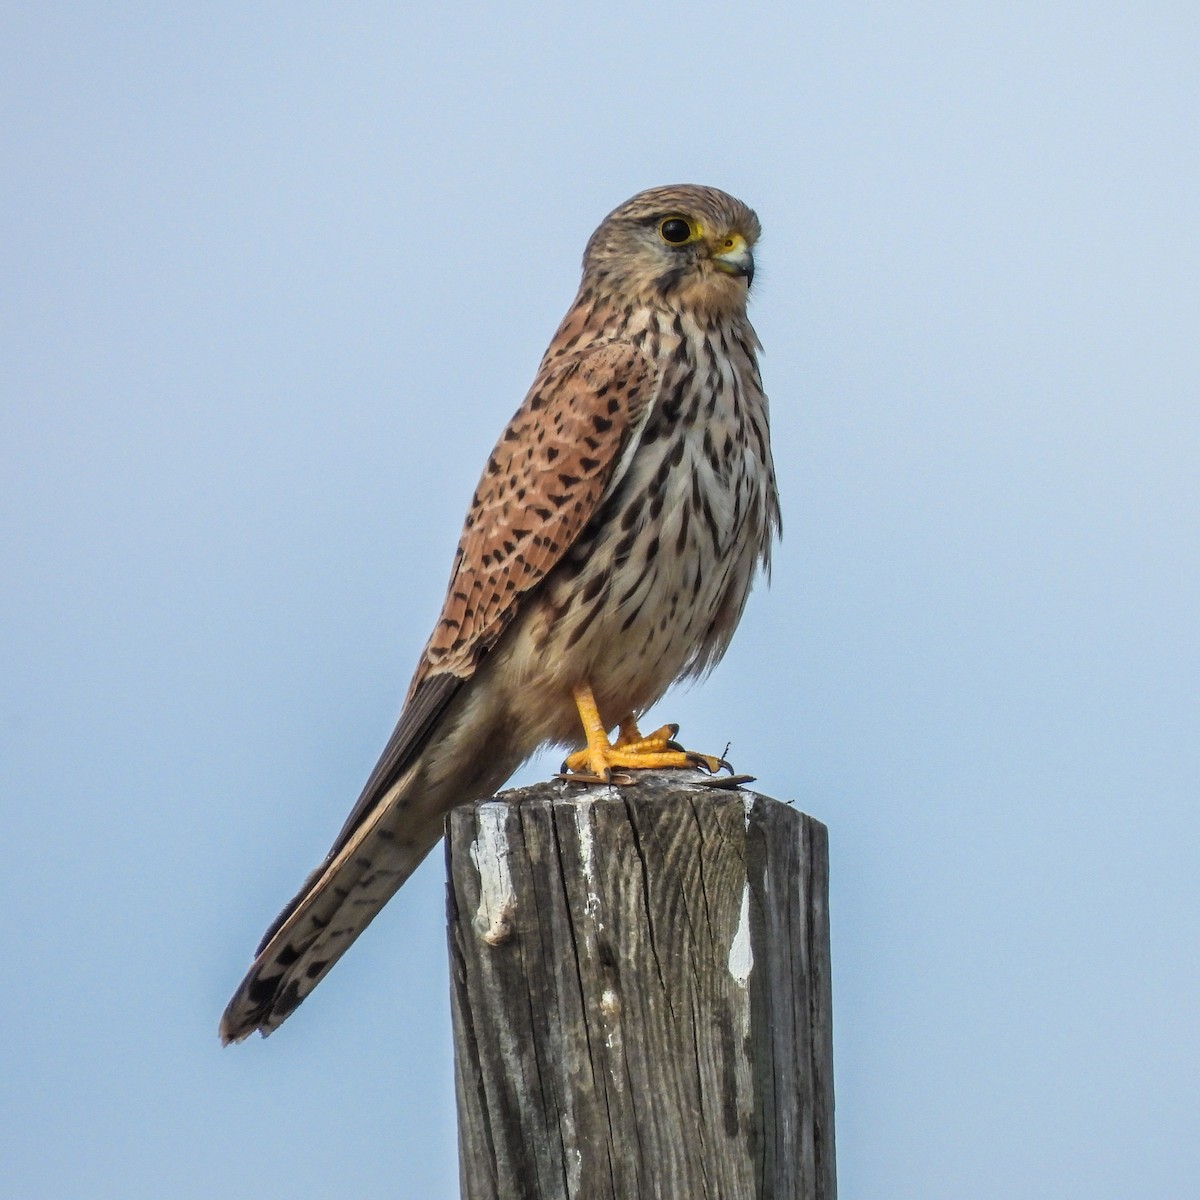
220,184,780,1043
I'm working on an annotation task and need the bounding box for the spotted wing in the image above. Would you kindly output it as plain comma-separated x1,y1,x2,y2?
414,340,657,685
319,340,657,860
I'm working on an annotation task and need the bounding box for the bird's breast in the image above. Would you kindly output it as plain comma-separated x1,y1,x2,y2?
532,338,776,722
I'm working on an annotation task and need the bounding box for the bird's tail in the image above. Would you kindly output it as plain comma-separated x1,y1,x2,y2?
219,756,452,1043
221,650,545,1042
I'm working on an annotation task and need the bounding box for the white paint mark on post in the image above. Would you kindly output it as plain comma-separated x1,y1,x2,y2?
742,791,755,829
470,803,515,945
600,986,622,1049
728,881,754,987
574,799,602,922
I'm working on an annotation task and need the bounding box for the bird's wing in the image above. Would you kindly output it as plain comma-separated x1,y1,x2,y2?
221,341,657,1041
316,339,658,860
415,340,658,684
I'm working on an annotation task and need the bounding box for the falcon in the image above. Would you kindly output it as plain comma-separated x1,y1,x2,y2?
220,184,780,1042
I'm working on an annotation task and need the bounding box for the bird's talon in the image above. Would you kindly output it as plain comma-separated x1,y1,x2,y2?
684,752,727,775
561,688,738,785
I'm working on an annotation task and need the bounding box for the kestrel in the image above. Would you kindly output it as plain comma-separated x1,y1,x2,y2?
220,184,780,1043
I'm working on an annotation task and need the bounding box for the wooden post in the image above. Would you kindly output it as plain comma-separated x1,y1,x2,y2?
446,772,836,1200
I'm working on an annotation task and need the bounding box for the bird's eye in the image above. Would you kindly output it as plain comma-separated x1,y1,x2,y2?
659,217,695,245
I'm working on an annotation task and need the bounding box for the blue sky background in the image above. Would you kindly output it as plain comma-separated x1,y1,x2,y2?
3,4,1198,1197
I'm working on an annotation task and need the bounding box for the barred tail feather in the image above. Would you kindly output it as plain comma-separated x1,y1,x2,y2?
219,763,443,1043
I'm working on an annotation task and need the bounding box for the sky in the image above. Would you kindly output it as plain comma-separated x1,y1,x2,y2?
2,3,1198,1197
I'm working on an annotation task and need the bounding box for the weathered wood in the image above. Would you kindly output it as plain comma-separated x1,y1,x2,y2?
446,772,835,1199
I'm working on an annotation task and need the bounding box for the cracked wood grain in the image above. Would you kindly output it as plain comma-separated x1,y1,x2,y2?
446,772,835,1200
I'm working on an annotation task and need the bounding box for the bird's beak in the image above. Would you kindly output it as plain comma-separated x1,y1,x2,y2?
712,234,755,287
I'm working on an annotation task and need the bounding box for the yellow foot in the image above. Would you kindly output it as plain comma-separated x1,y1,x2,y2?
558,685,729,784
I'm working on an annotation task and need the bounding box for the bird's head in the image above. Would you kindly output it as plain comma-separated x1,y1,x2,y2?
581,184,761,317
